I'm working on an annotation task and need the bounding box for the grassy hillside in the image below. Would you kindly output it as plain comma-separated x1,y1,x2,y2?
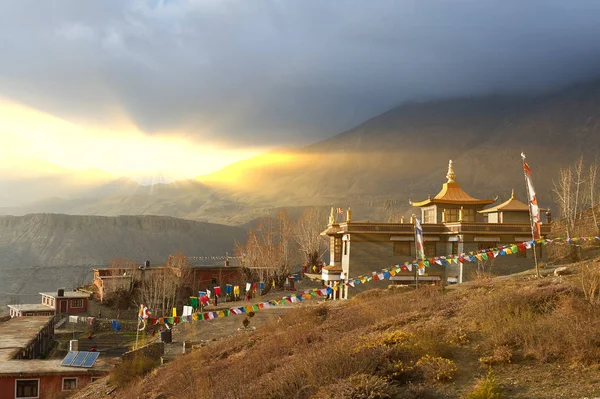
87,259,600,399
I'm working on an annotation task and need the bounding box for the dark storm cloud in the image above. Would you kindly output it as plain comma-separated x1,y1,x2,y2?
1,0,600,147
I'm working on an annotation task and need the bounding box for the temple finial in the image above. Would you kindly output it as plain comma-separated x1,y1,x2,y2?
446,160,456,183
511,189,515,199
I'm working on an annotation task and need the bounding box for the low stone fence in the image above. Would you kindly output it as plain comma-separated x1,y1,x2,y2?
122,341,164,362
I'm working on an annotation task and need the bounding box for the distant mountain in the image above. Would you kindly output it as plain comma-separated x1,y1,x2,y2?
4,80,600,224
0,213,246,268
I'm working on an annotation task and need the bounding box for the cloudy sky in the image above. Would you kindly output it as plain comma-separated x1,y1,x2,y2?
2,0,600,181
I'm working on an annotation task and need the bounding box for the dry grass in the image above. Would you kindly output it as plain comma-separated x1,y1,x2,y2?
103,260,600,399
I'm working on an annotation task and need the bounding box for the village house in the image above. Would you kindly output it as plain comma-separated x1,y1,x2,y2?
40,289,91,314
0,316,108,399
7,289,91,318
7,304,55,318
93,257,244,303
322,160,551,298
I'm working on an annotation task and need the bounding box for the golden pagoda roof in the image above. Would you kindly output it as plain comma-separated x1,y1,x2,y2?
412,160,495,207
479,189,546,213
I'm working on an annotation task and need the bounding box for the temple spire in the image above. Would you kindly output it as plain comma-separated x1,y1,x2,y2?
510,189,515,199
446,160,456,183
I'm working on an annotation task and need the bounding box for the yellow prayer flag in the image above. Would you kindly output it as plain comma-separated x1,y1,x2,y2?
218,311,225,318
172,307,177,317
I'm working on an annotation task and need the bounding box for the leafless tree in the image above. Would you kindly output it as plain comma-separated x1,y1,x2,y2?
135,253,191,317
553,156,600,261
295,207,328,270
236,209,298,292
588,161,600,235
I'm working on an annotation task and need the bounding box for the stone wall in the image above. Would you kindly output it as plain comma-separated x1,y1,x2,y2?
122,341,164,362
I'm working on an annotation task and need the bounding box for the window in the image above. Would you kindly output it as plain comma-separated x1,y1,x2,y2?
424,242,437,258
463,208,476,222
478,242,496,252
423,208,436,224
445,209,459,222
451,242,458,256
393,242,412,256
62,377,77,391
16,379,39,398
343,241,348,256
211,278,218,285
71,299,83,308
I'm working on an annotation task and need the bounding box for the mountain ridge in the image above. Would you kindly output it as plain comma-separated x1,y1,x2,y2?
4,80,600,224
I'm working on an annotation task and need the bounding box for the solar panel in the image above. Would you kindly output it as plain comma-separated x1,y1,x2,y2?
60,351,78,366
81,351,100,368
71,351,89,367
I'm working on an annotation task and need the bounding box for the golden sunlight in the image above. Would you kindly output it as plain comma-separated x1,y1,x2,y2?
0,98,263,181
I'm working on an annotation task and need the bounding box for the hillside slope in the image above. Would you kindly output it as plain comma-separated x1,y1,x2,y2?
79,259,600,399
0,213,246,268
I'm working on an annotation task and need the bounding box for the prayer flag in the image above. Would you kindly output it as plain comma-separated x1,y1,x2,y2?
337,207,343,214
414,217,425,263
522,153,542,239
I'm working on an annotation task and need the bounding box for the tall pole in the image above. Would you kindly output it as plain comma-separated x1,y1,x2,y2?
413,216,419,289
521,153,541,278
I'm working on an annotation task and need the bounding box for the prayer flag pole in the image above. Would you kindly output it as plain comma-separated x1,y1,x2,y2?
413,215,425,289
135,304,143,349
521,152,541,278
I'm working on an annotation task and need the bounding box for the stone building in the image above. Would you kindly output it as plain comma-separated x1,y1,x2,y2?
322,160,551,298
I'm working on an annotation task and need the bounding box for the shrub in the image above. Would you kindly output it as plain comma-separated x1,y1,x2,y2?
415,355,457,383
464,371,504,399
581,260,600,305
479,346,513,366
108,354,160,387
314,374,399,399
382,359,417,384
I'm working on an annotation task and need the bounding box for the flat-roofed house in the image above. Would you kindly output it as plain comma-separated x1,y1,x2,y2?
7,304,55,318
40,290,91,314
0,316,108,399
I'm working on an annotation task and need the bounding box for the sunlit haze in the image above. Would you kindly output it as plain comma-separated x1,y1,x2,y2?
0,98,264,183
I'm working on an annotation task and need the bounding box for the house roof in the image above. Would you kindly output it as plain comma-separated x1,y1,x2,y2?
0,359,111,376
6,304,55,313
39,291,91,299
412,160,495,207
479,190,547,214
0,316,53,361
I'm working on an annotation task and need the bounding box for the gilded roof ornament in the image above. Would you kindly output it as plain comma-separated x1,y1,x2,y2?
446,159,456,183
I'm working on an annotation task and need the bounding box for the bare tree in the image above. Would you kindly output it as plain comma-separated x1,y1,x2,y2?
135,253,191,316
589,161,600,235
236,209,298,292
295,207,328,271
553,156,600,261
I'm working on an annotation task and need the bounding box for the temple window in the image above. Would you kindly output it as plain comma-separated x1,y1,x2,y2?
463,208,476,222
445,209,459,222
424,242,437,257
393,242,412,256
423,209,436,223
